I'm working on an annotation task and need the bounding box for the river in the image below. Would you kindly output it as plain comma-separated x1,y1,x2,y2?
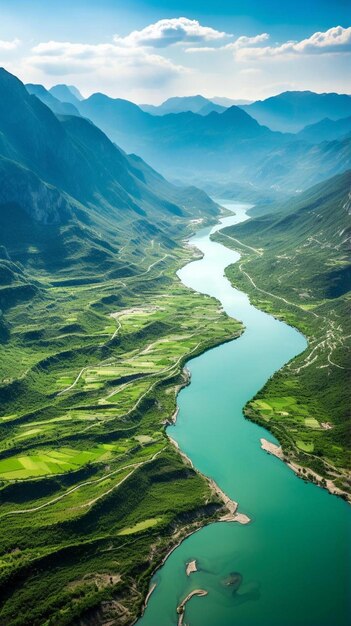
137,202,350,626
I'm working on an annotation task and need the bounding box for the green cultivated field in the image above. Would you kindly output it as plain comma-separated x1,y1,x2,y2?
0,218,242,626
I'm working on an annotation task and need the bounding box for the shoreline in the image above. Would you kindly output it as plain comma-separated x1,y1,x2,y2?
169,436,251,524
215,230,350,504
186,559,197,576
177,589,208,626
260,438,350,502
135,201,349,626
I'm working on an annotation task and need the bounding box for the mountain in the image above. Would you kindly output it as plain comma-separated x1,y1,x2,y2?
20,85,351,191
49,83,83,105
140,95,225,115
75,93,287,180
217,170,351,488
74,92,350,191
240,91,351,132
212,96,252,106
25,83,81,116
296,116,351,143
252,135,351,191
0,68,218,286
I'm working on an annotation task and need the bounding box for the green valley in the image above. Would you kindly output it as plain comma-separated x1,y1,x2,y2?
214,171,351,496
0,69,242,625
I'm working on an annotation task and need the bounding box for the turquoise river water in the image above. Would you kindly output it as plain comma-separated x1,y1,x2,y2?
137,202,350,626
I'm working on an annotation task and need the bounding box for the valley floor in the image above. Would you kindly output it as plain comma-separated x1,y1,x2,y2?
0,221,242,626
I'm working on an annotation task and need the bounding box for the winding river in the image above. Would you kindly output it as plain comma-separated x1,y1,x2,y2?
138,202,350,626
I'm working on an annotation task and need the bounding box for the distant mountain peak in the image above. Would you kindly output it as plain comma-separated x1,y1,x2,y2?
140,94,225,116
49,84,83,105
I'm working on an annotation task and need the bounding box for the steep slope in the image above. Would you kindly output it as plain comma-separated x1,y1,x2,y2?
0,68,218,280
215,171,351,492
25,84,80,116
296,116,351,143
252,135,351,191
241,91,351,132
76,93,285,180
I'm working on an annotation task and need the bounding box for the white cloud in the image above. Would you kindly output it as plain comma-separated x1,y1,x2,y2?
184,32,269,54
239,68,261,75
28,39,186,88
114,17,229,48
227,33,269,50
0,38,21,51
236,25,351,59
185,46,219,53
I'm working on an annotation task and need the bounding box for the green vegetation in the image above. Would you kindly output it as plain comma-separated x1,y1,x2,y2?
0,68,243,625
214,171,351,495
0,238,242,625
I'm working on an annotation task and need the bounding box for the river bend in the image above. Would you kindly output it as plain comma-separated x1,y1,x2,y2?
137,202,350,626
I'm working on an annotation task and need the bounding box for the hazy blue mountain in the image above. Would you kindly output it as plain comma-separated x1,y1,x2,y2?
240,91,351,132
49,84,83,105
140,95,225,115
75,92,350,190
25,83,80,116
76,93,287,180
212,96,252,106
252,135,351,191
296,116,351,143
0,69,218,280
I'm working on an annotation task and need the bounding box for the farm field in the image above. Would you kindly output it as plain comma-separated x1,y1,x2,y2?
0,214,242,626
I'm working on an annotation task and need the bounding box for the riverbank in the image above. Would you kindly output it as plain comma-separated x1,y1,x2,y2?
137,201,350,626
169,435,251,524
260,438,350,501
213,194,350,499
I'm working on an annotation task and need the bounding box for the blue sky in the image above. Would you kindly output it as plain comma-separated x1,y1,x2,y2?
0,0,350,102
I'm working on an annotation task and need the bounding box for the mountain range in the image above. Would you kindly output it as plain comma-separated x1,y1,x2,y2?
140,94,226,116
33,84,349,191
0,68,218,313
296,116,351,143
20,79,351,193
240,91,351,132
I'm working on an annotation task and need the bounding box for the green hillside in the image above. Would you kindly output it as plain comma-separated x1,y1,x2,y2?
214,171,351,495
0,69,243,625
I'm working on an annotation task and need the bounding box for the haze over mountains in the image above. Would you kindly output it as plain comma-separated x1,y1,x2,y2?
240,91,351,133
39,83,351,192
140,95,226,116
0,68,218,308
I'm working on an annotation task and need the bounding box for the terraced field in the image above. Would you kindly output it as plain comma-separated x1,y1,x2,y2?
0,220,242,626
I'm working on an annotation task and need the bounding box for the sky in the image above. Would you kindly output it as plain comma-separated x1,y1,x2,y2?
0,0,350,103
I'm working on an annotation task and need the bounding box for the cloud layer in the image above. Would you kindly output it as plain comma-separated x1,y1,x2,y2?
0,38,20,51
235,25,351,59
2,19,349,101
114,17,228,48
28,40,186,87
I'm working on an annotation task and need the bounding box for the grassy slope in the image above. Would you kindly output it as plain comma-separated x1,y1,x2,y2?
214,171,351,496
0,221,243,626
0,69,243,625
